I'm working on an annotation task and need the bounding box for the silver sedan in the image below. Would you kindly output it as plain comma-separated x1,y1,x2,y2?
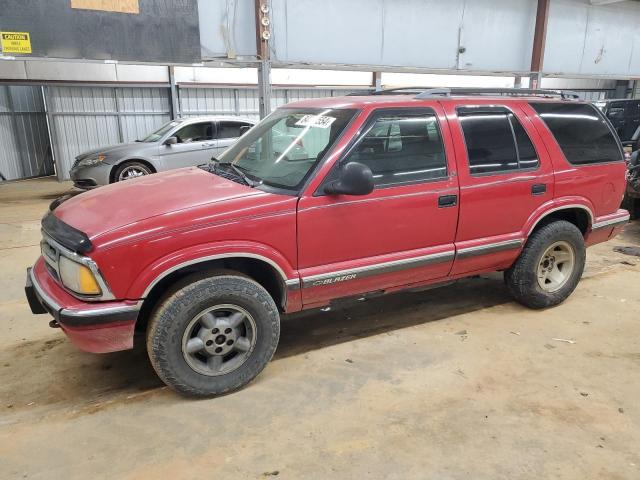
69,116,256,189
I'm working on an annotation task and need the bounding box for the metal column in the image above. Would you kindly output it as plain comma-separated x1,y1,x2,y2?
169,66,181,119
254,0,272,119
530,0,550,89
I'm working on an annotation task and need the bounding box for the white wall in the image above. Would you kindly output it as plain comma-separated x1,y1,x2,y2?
545,0,640,77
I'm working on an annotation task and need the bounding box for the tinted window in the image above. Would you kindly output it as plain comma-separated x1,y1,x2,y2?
346,112,447,187
174,122,214,143
511,115,539,169
459,111,538,174
531,103,623,165
218,121,252,139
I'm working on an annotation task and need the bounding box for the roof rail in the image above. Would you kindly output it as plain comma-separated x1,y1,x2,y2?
414,87,579,100
347,87,581,100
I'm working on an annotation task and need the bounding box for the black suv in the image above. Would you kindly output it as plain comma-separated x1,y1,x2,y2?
596,99,640,147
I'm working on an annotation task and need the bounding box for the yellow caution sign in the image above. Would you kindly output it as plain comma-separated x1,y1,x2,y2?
1,32,32,54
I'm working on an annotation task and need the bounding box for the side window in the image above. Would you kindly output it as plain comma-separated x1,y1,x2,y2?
530,102,623,165
174,122,214,143
218,121,251,139
345,112,447,188
458,110,539,175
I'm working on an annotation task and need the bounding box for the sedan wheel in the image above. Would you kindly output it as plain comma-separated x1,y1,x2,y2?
117,164,150,181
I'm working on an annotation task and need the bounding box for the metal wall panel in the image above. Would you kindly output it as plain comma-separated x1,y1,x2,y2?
178,87,354,121
198,0,257,59
0,86,53,182
545,0,640,77
0,0,201,63
269,0,537,73
47,86,170,180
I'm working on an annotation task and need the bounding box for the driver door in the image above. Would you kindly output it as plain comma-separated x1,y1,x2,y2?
157,121,216,170
296,107,460,307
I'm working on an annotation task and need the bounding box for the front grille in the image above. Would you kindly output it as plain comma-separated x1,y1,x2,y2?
73,179,97,188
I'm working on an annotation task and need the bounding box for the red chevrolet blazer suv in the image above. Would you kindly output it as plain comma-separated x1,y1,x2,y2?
25,88,630,397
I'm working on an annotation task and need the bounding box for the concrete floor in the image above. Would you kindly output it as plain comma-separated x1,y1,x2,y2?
1,177,640,479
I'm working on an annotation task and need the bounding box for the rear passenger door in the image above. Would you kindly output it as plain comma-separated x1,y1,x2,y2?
157,121,216,169
442,103,554,276
297,107,459,307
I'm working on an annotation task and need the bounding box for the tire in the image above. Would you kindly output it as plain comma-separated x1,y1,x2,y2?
505,220,586,310
146,274,280,397
114,161,152,182
621,194,639,220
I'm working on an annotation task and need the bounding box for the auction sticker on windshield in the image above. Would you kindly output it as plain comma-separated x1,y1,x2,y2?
295,115,336,129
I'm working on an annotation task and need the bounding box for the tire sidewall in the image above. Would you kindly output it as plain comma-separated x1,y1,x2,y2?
528,226,585,300
147,275,280,396
115,161,152,182
506,221,586,309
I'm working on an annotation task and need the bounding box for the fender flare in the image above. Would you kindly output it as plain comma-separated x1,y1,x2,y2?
524,199,595,236
127,241,298,299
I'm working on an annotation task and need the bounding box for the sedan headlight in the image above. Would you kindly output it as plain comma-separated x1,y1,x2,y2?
58,256,101,295
77,154,106,167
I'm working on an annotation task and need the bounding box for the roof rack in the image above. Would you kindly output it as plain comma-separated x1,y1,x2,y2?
419,87,580,100
356,86,580,100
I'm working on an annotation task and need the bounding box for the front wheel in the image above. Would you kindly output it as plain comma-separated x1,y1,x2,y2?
505,220,586,309
146,274,280,397
114,161,152,182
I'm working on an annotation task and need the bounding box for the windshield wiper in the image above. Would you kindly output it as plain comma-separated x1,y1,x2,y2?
228,163,259,187
208,158,259,187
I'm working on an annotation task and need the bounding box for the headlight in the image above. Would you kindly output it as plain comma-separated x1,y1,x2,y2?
58,256,101,295
77,154,106,167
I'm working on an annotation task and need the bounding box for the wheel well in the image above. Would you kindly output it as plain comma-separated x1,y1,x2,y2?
135,257,286,332
531,208,590,236
110,159,156,183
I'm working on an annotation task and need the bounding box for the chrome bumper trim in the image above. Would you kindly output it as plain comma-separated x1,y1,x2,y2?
30,266,140,319
592,213,630,230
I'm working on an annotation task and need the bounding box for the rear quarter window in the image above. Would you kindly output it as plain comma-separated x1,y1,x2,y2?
530,102,623,165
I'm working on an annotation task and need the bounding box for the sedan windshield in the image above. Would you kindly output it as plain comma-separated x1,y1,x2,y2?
139,120,181,142
216,108,357,190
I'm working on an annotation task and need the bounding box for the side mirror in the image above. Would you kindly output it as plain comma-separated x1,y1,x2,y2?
164,136,178,146
324,162,374,196
239,125,251,135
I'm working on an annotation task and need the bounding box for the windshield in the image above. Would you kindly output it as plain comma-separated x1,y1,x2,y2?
139,120,181,142
216,108,357,190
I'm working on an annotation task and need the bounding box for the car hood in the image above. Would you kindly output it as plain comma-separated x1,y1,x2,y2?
53,167,265,240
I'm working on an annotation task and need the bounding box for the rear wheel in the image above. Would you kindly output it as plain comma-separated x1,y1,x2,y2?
505,220,586,309
621,194,639,220
146,274,280,397
114,161,152,182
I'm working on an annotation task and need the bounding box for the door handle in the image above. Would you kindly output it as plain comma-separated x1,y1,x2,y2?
531,184,546,196
438,194,458,208
202,142,215,147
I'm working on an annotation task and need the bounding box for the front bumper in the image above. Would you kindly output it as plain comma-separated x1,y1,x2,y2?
25,258,139,353
70,162,112,189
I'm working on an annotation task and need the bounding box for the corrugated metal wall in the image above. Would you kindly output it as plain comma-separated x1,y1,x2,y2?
2,83,622,184
47,86,171,180
178,87,355,120
0,86,53,181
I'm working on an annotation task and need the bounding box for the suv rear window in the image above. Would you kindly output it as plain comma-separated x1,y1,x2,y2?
530,103,623,165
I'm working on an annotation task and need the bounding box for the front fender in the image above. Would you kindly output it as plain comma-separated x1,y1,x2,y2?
126,240,298,299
